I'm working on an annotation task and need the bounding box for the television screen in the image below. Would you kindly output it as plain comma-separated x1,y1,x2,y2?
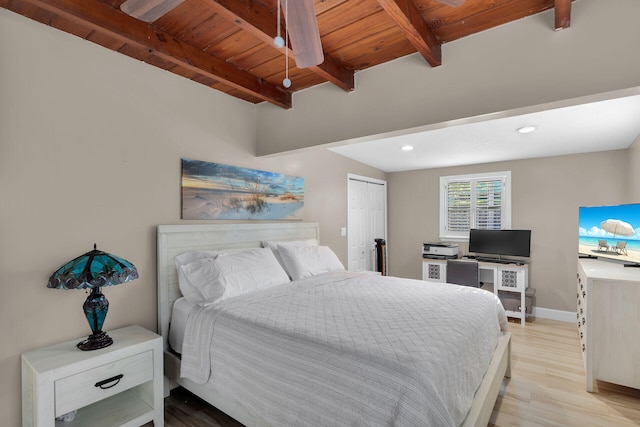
468,229,531,258
578,203,640,263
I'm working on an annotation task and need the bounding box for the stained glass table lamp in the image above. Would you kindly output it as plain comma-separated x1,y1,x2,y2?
47,244,139,351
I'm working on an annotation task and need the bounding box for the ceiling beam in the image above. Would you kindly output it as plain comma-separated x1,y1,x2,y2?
206,0,354,92
376,0,442,67
554,0,571,30
0,0,292,108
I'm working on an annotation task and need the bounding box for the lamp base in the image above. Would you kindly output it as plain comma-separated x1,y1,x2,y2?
77,331,113,351
79,287,112,351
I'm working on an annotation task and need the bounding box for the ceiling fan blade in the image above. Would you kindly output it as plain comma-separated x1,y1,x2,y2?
436,0,465,6
120,0,185,23
285,0,324,68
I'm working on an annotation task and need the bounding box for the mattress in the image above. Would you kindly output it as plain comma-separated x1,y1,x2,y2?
169,297,193,354
180,271,508,427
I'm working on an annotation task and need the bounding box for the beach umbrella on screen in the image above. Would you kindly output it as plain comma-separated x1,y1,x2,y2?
600,219,635,238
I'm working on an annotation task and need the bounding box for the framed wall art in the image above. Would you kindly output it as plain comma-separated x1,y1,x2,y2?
181,158,304,220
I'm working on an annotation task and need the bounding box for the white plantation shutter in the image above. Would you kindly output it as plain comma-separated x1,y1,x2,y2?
440,172,511,240
475,179,502,230
446,181,471,232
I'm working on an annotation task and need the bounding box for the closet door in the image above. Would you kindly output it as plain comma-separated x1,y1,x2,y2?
348,175,387,272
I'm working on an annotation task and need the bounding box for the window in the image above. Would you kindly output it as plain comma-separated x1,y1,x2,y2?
439,171,511,240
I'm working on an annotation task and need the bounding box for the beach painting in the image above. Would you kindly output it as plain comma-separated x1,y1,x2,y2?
181,159,304,220
578,203,640,264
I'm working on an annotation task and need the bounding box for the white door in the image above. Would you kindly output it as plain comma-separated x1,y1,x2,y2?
348,175,387,272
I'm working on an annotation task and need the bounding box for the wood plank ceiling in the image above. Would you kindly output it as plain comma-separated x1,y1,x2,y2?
1,0,573,109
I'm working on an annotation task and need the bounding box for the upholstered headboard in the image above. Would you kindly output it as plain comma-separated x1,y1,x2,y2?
156,222,320,352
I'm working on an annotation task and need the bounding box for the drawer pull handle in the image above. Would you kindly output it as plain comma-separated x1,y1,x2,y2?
95,374,124,389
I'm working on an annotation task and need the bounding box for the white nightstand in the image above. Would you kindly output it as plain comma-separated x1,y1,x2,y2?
22,325,163,427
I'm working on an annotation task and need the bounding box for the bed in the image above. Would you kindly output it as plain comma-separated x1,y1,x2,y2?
157,222,511,427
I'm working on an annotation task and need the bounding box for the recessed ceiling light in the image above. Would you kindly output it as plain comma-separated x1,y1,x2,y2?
517,125,536,134
401,145,414,151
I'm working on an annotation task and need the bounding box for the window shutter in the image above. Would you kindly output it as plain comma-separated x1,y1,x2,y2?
446,181,471,232
440,172,511,240
475,179,503,230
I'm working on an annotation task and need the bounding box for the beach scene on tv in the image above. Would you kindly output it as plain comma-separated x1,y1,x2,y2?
578,203,640,264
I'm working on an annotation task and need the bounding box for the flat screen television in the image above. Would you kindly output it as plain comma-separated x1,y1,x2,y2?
468,229,531,258
578,203,640,264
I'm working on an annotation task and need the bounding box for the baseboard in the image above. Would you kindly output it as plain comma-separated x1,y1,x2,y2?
531,307,576,323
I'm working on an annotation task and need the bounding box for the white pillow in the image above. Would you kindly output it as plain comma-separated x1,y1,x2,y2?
178,248,290,304
175,248,248,303
277,245,345,281
175,247,250,267
262,239,318,251
177,258,225,304
214,248,290,301
262,239,318,272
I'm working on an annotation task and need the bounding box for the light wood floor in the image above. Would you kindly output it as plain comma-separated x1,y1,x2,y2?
157,318,640,426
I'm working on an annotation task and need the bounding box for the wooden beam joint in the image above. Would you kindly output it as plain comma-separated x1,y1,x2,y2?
377,0,442,67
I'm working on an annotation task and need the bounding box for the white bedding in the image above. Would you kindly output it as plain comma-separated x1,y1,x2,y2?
180,271,508,427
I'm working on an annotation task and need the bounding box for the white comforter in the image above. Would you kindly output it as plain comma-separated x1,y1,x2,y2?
181,271,508,427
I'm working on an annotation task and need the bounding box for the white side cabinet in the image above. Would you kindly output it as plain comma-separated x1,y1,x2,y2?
495,264,528,322
22,325,163,427
577,258,640,392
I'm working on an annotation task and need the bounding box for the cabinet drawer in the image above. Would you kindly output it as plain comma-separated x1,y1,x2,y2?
55,349,153,417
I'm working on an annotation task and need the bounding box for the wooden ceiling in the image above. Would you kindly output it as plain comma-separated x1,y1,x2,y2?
1,0,572,109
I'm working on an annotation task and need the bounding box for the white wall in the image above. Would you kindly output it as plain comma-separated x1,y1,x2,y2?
0,9,385,426
256,0,640,154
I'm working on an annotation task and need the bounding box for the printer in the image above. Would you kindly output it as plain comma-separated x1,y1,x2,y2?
423,242,459,258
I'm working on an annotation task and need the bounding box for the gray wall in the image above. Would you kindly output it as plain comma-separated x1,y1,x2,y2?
628,138,640,201
387,150,631,312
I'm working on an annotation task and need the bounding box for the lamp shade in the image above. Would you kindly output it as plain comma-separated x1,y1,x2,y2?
47,244,138,351
47,244,138,290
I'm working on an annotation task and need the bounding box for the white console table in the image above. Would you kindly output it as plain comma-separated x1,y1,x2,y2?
422,258,529,324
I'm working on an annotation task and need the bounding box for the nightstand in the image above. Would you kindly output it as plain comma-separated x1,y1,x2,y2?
22,325,163,427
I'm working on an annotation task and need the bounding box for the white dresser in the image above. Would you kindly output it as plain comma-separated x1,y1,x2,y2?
22,325,163,426
577,258,640,392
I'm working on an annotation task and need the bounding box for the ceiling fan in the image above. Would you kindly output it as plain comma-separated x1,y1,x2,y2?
119,0,464,69
280,0,466,67
119,0,324,68
274,0,466,68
